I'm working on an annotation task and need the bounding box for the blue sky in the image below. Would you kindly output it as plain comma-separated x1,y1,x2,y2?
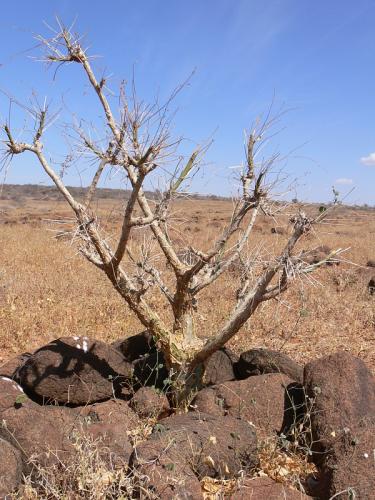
0,0,375,204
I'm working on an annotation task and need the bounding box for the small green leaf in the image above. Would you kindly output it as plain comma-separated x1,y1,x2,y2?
170,150,199,194
216,397,225,408
165,463,175,471
15,394,27,405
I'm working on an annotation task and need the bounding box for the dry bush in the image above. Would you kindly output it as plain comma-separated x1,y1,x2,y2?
1,21,353,405
257,438,317,493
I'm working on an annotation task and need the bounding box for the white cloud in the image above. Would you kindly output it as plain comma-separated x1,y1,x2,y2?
335,178,353,185
360,152,375,166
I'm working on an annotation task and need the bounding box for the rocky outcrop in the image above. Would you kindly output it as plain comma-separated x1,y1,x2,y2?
133,412,258,498
130,386,170,419
202,348,237,385
304,351,375,498
78,398,140,466
235,348,303,382
18,337,133,405
192,373,303,438
0,438,23,498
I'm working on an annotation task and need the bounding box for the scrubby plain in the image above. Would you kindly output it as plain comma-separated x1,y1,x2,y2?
1,188,374,372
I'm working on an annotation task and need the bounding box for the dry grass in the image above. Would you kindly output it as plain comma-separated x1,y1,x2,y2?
258,438,317,490
1,195,374,373
13,429,157,500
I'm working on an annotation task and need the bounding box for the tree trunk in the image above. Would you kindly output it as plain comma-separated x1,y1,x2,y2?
166,295,206,405
168,359,205,407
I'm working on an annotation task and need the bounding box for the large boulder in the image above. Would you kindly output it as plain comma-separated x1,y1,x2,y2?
18,337,133,405
78,398,140,467
0,378,137,474
202,348,237,385
230,476,310,499
0,437,23,498
192,374,303,438
111,330,156,361
133,412,258,498
304,351,375,498
134,443,202,499
235,348,303,382
0,403,78,469
0,378,138,472
319,423,375,499
304,351,375,458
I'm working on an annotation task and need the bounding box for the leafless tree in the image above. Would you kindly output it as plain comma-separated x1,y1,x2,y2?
1,22,342,401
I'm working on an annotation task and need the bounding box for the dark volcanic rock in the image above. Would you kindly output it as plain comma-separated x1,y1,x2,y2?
0,379,137,471
0,376,34,412
111,330,156,362
320,422,375,499
368,276,375,295
202,348,237,385
304,351,375,498
0,352,31,380
0,377,77,470
236,348,303,382
130,386,170,419
78,398,140,466
135,444,202,499
192,374,303,438
0,403,78,469
18,336,133,405
0,437,23,498
133,412,258,498
304,351,375,457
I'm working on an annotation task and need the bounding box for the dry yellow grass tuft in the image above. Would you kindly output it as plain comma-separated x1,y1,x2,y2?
257,437,317,492
14,429,157,500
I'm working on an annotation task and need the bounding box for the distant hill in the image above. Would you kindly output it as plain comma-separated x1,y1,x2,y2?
0,184,228,203
1,184,372,211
